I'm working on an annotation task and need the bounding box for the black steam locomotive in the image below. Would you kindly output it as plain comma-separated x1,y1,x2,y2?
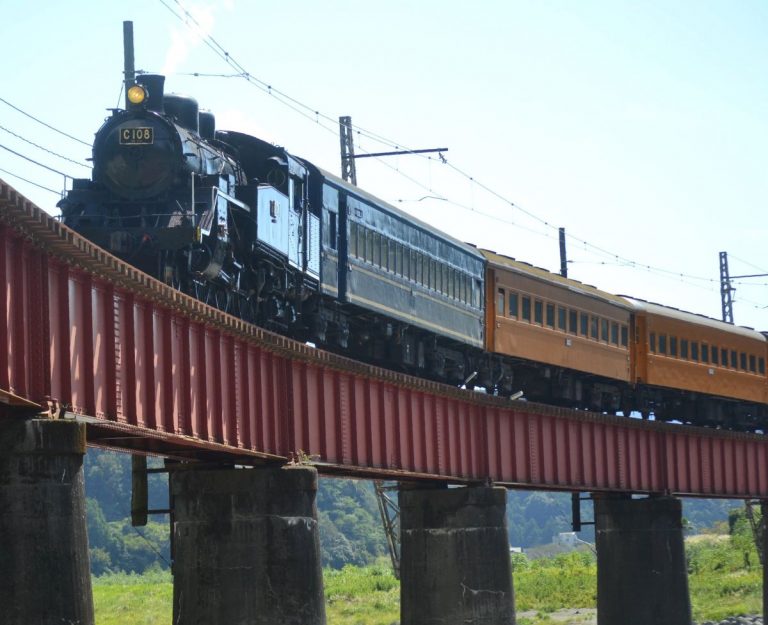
60,75,495,388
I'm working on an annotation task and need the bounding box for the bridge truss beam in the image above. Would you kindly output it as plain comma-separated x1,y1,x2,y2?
2,180,768,499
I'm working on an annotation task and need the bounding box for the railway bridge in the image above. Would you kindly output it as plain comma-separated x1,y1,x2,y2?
2,178,767,624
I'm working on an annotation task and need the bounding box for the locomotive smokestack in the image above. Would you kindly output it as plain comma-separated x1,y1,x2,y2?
136,74,165,113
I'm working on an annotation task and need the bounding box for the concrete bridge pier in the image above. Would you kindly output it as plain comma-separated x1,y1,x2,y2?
170,464,326,625
594,494,691,625
399,485,516,625
0,418,94,625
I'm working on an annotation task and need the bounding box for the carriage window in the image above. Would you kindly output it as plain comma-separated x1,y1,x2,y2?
749,354,756,373
372,232,381,266
546,303,555,328
365,228,373,263
590,316,599,340
522,297,532,321
580,313,589,336
509,292,519,318
670,336,678,357
329,212,338,250
349,222,358,257
711,346,719,365
650,333,656,353
416,253,424,285
442,264,449,296
389,240,397,273
383,238,390,271
680,339,688,359
430,259,438,291
691,342,699,361
621,325,628,347
534,300,543,324
760,358,766,375
558,307,567,331
730,350,738,369
569,310,578,335
741,352,748,371
497,289,506,316
658,334,667,355
722,348,729,367
601,319,609,342
610,322,619,345
701,344,709,364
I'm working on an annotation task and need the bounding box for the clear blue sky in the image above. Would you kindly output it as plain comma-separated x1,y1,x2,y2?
1,0,766,328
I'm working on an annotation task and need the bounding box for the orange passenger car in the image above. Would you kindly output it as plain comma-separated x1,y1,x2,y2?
627,298,768,423
481,250,632,409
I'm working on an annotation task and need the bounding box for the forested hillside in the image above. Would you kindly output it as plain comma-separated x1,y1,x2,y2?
83,448,740,574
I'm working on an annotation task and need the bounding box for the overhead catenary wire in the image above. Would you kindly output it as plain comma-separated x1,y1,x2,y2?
0,142,75,179
0,124,91,169
728,254,768,277
0,167,60,195
156,0,765,302
0,95,92,147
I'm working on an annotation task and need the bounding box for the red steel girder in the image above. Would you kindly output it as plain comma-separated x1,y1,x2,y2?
2,179,768,497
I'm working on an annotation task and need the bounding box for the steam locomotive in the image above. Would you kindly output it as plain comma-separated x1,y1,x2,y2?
60,75,768,430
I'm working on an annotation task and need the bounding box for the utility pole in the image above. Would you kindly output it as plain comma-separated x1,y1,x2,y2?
339,116,357,186
373,482,401,579
338,116,447,186
720,251,734,324
559,227,568,278
719,251,768,325
338,115,448,578
123,21,135,109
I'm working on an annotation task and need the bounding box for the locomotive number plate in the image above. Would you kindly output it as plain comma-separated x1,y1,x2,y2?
120,127,154,145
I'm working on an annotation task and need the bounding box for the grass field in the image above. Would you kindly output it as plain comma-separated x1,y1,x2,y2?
92,536,763,624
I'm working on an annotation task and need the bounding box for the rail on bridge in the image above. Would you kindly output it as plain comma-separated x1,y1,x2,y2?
2,179,767,625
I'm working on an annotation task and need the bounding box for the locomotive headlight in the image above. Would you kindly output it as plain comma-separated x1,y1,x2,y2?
127,84,148,106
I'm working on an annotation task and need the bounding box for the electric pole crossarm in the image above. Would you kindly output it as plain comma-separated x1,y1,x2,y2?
338,116,448,186
352,148,448,159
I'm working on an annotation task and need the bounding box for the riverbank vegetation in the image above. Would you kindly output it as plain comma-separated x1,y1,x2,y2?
92,516,763,625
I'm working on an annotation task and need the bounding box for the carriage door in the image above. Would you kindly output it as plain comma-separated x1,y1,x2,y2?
288,175,306,271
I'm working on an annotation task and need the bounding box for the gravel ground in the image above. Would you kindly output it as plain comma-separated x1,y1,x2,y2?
697,617,763,625
515,610,763,625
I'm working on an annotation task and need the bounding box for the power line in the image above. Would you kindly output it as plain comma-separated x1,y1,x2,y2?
0,124,91,169
0,167,60,195
157,0,757,295
729,254,768,276
0,142,74,179
0,96,92,147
